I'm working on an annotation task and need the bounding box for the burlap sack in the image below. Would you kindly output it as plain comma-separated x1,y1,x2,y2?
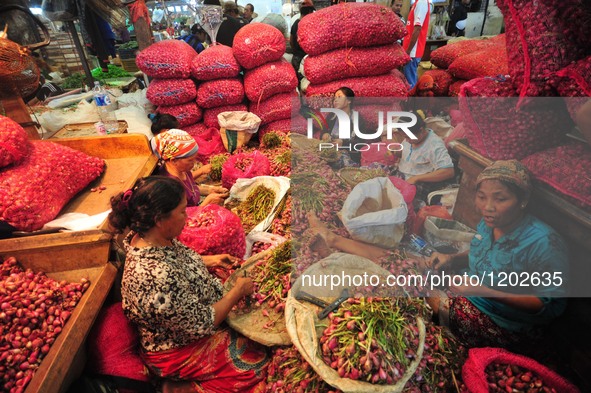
217,111,261,153
224,249,291,346
285,253,425,393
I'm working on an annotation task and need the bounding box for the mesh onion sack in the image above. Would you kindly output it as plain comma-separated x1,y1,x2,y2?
421,70,454,97
203,104,248,128
538,0,591,54
136,39,196,79
522,141,591,211
554,55,591,118
448,79,467,97
257,116,307,137
157,102,203,127
196,78,245,109
184,122,210,139
497,0,585,98
86,303,149,382
244,59,298,102
297,3,406,56
0,115,31,168
232,23,286,70
146,78,197,106
458,76,571,160
462,347,580,393
221,151,271,189
179,204,246,258
448,45,509,81
430,36,503,69
305,73,407,108
193,126,227,164
304,44,410,85
249,92,300,125
190,44,241,81
0,141,105,231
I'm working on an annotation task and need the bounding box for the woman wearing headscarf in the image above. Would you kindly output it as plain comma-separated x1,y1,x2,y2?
108,176,268,393
307,160,568,349
151,129,228,207
427,160,568,348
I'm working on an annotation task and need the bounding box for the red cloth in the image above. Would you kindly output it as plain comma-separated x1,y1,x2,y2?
142,326,269,393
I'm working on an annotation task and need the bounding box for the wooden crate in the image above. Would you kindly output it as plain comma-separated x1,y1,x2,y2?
0,237,118,393
0,134,157,251
120,58,140,73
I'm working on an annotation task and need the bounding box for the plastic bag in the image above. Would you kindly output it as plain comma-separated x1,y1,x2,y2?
243,231,288,260
411,205,452,236
217,111,261,153
225,176,290,237
340,177,408,249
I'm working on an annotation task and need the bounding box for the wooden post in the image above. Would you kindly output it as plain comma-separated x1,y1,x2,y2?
132,14,153,51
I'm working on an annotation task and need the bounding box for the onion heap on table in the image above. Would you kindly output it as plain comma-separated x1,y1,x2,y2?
0,257,90,393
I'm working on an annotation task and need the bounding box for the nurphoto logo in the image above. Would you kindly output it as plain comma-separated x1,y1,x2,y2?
306,109,419,152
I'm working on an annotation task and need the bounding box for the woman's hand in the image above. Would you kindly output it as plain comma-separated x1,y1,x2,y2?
202,254,241,269
202,191,229,206
428,252,455,271
211,186,228,194
321,133,331,142
234,276,254,297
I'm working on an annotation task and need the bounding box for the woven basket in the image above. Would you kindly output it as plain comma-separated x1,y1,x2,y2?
338,167,388,188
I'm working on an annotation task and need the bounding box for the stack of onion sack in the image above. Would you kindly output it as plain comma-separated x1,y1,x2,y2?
0,257,90,392
552,55,591,119
299,3,408,127
458,76,571,160
320,297,427,385
429,35,506,97
496,0,587,99
0,116,30,168
231,23,297,128
521,141,591,212
461,347,580,393
0,141,104,232
179,204,246,258
191,44,247,129
221,151,271,189
138,40,202,127
266,346,342,393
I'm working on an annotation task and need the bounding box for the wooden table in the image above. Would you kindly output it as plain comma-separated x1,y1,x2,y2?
0,96,39,139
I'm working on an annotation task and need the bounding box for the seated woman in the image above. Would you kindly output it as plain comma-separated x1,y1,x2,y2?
308,160,568,349
108,176,269,393
394,110,455,203
151,129,228,207
150,113,179,136
320,87,373,168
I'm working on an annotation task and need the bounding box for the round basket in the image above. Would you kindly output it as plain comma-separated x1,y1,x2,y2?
338,167,389,188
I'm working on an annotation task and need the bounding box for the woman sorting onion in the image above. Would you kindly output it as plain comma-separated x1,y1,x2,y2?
108,176,269,393
308,160,568,349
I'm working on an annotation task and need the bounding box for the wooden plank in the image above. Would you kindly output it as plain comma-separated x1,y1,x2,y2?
0,96,39,139
23,263,118,393
0,230,111,271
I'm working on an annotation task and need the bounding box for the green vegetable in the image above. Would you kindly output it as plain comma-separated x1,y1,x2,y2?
60,73,85,89
118,40,139,50
91,65,131,81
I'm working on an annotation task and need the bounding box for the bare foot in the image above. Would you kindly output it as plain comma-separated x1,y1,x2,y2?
307,212,335,258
